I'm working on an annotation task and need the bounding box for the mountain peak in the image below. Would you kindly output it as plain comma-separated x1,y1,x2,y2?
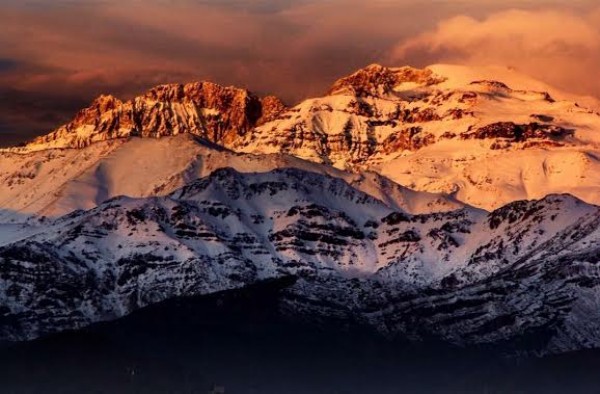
92,94,122,107
25,81,286,151
328,64,446,97
141,81,251,103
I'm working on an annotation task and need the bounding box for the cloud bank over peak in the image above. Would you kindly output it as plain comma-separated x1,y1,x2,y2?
391,8,600,100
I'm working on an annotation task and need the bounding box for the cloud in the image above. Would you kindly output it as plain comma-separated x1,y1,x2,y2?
0,1,599,146
391,8,600,98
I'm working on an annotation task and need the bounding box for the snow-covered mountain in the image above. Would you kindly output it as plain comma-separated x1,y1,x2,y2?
0,134,462,222
234,64,600,210
2,168,600,355
3,64,600,356
4,64,600,212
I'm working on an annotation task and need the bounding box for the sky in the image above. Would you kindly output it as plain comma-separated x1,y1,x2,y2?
1,0,599,146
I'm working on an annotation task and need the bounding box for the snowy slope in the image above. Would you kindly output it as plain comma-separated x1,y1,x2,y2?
0,134,462,222
2,168,600,355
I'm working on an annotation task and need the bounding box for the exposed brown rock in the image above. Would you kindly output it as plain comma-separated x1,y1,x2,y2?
464,122,575,142
30,82,287,149
382,127,435,153
328,64,446,97
258,96,286,125
470,80,511,90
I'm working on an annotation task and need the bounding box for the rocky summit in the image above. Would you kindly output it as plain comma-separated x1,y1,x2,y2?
27,82,285,150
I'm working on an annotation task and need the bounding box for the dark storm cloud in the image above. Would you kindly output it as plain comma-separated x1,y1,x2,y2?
0,59,18,73
0,123,23,147
0,0,599,146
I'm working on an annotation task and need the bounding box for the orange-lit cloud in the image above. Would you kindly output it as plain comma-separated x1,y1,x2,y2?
0,1,599,145
391,8,600,99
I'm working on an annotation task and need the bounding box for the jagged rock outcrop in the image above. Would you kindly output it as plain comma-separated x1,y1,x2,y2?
27,82,286,150
328,64,446,97
464,122,575,144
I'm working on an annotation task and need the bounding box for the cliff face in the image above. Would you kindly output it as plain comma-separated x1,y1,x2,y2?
327,64,447,97
28,82,286,150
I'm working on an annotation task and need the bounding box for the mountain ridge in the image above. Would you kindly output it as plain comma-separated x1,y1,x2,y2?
3,64,600,356
1,167,600,355
5,63,600,211
0,134,464,222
